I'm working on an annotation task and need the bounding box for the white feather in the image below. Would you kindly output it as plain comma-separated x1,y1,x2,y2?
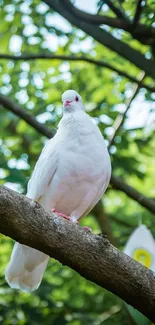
5,243,49,292
5,90,111,292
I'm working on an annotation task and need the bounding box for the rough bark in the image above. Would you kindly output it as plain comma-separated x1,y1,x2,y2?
0,186,155,322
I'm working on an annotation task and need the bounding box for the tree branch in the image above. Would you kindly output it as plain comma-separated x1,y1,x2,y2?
7,119,38,160
52,0,155,43
110,175,155,214
51,1,155,46
97,0,104,14
0,93,54,138
0,53,155,92
55,1,126,27
1,93,155,214
58,0,155,46
43,0,155,79
48,0,155,42
0,185,155,322
101,0,128,21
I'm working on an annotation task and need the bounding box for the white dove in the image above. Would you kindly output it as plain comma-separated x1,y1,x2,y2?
5,90,111,292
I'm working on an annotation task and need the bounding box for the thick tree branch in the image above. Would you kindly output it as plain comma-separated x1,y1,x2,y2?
0,186,155,322
1,93,155,214
61,0,155,46
0,53,155,92
43,0,155,79
0,93,54,138
59,0,155,46
60,7,154,40
54,1,155,46
65,0,155,39
49,0,155,44
57,1,127,27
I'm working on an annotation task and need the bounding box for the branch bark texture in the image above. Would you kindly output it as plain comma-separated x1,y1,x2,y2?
0,186,155,322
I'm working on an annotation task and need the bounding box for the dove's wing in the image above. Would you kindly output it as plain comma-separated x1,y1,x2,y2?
70,155,111,222
27,137,58,202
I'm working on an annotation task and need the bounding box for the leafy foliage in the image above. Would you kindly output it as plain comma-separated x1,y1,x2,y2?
0,0,155,324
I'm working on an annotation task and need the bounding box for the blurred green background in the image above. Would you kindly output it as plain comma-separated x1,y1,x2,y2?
0,0,155,324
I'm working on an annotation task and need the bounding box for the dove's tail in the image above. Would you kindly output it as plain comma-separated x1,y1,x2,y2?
5,242,49,292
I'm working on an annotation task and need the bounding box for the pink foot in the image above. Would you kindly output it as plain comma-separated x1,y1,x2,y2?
51,209,72,221
52,209,79,224
83,226,92,232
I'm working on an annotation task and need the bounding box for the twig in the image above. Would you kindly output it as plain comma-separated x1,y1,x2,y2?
103,0,129,21
97,0,104,14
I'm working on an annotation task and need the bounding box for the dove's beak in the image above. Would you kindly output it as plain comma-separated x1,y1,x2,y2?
64,100,73,107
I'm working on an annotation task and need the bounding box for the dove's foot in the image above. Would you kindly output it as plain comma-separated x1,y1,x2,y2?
51,209,72,221
82,226,92,232
51,209,79,223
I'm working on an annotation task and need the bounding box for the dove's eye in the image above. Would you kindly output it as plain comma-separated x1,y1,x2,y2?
75,96,79,102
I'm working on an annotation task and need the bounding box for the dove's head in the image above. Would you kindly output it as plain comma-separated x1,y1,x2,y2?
62,90,84,112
